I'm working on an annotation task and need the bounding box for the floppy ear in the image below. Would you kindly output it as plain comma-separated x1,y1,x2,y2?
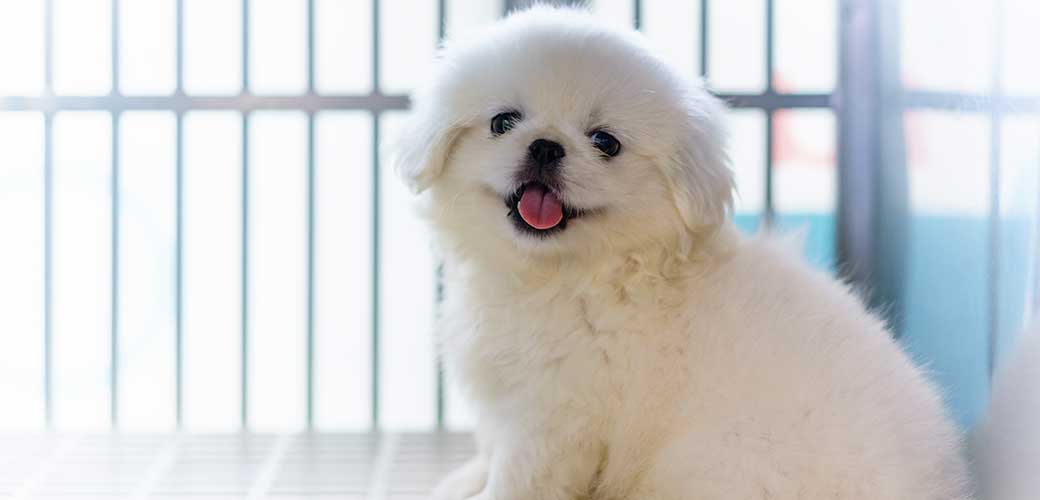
663,91,735,231
392,92,465,194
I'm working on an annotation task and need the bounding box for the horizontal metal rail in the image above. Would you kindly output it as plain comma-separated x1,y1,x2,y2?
722,93,831,109
0,94,411,113
902,90,1040,113
1,92,837,113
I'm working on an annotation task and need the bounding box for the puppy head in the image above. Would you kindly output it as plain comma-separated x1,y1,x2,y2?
394,6,734,258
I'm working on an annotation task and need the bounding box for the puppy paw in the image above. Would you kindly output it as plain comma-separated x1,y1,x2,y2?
432,456,489,500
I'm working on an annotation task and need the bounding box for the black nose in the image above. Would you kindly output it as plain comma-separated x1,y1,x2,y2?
528,139,565,166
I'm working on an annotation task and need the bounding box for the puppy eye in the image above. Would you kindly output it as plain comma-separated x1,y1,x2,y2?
590,130,621,157
490,111,522,136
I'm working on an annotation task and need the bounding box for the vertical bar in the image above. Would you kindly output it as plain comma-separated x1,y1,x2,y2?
241,111,250,429
699,0,708,78
43,0,54,98
836,0,909,335
43,114,54,429
306,113,316,429
111,0,120,97
306,6,315,159
242,0,251,97
875,0,909,337
305,0,316,430
111,112,120,427
241,112,250,429
43,0,55,430
765,111,773,224
175,113,184,428
110,0,121,429
438,0,446,37
633,0,642,30
241,0,251,429
371,0,381,429
765,0,775,91
837,0,878,294
1035,151,1040,317
174,0,184,429
986,0,1004,379
763,0,775,225
435,0,446,429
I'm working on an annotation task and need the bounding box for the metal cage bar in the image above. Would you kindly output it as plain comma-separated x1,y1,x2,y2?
1035,155,1040,317
901,91,1040,113
305,0,317,431
699,0,708,78
371,0,382,429
836,0,910,337
764,0,777,225
240,0,252,430
0,92,838,113
174,0,186,430
110,0,122,428
435,0,447,430
42,0,55,430
0,94,412,112
986,0,1005,380
174,112,184,428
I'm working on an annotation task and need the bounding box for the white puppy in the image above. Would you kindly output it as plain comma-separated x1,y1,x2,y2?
394,6,971,500
971,324,1040,500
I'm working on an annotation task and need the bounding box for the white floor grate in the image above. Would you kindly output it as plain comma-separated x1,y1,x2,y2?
0,432,474,499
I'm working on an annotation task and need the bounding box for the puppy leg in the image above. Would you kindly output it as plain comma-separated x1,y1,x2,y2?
433,456,489,500
473,436,602,500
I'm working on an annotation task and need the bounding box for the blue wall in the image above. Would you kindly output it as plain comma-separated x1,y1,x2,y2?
734,213,1034,429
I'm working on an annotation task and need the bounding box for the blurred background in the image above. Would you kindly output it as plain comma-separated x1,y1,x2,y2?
0,0,1037,485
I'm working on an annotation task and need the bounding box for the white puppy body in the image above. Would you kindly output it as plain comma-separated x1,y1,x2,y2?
397,7,970,500
434,226,969,500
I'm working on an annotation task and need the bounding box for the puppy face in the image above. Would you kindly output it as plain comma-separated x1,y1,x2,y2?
395,6,734,257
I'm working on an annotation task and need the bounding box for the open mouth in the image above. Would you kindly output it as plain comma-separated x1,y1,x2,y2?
505,182,586,235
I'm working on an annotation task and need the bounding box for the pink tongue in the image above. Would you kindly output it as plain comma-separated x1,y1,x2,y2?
518,184,564,230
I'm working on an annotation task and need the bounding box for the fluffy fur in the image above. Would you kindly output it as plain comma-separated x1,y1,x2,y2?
394,6,972,499
970,324,1040,500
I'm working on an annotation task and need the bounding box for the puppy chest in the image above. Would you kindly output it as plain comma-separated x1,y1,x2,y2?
455,306,676,415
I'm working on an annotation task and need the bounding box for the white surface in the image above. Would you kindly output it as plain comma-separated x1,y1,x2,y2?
313,112,375,431
248,112,309,431
118,112,178,431
248,0,308,95
709,0,766,93
53,0,112,96
119,0,177,95
0,432,473,499
51,112,113,430
0,2,44,95
183,0,242,95
182,112,244,431
315,0,372,94
0,113,46,431
378,112,438,429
